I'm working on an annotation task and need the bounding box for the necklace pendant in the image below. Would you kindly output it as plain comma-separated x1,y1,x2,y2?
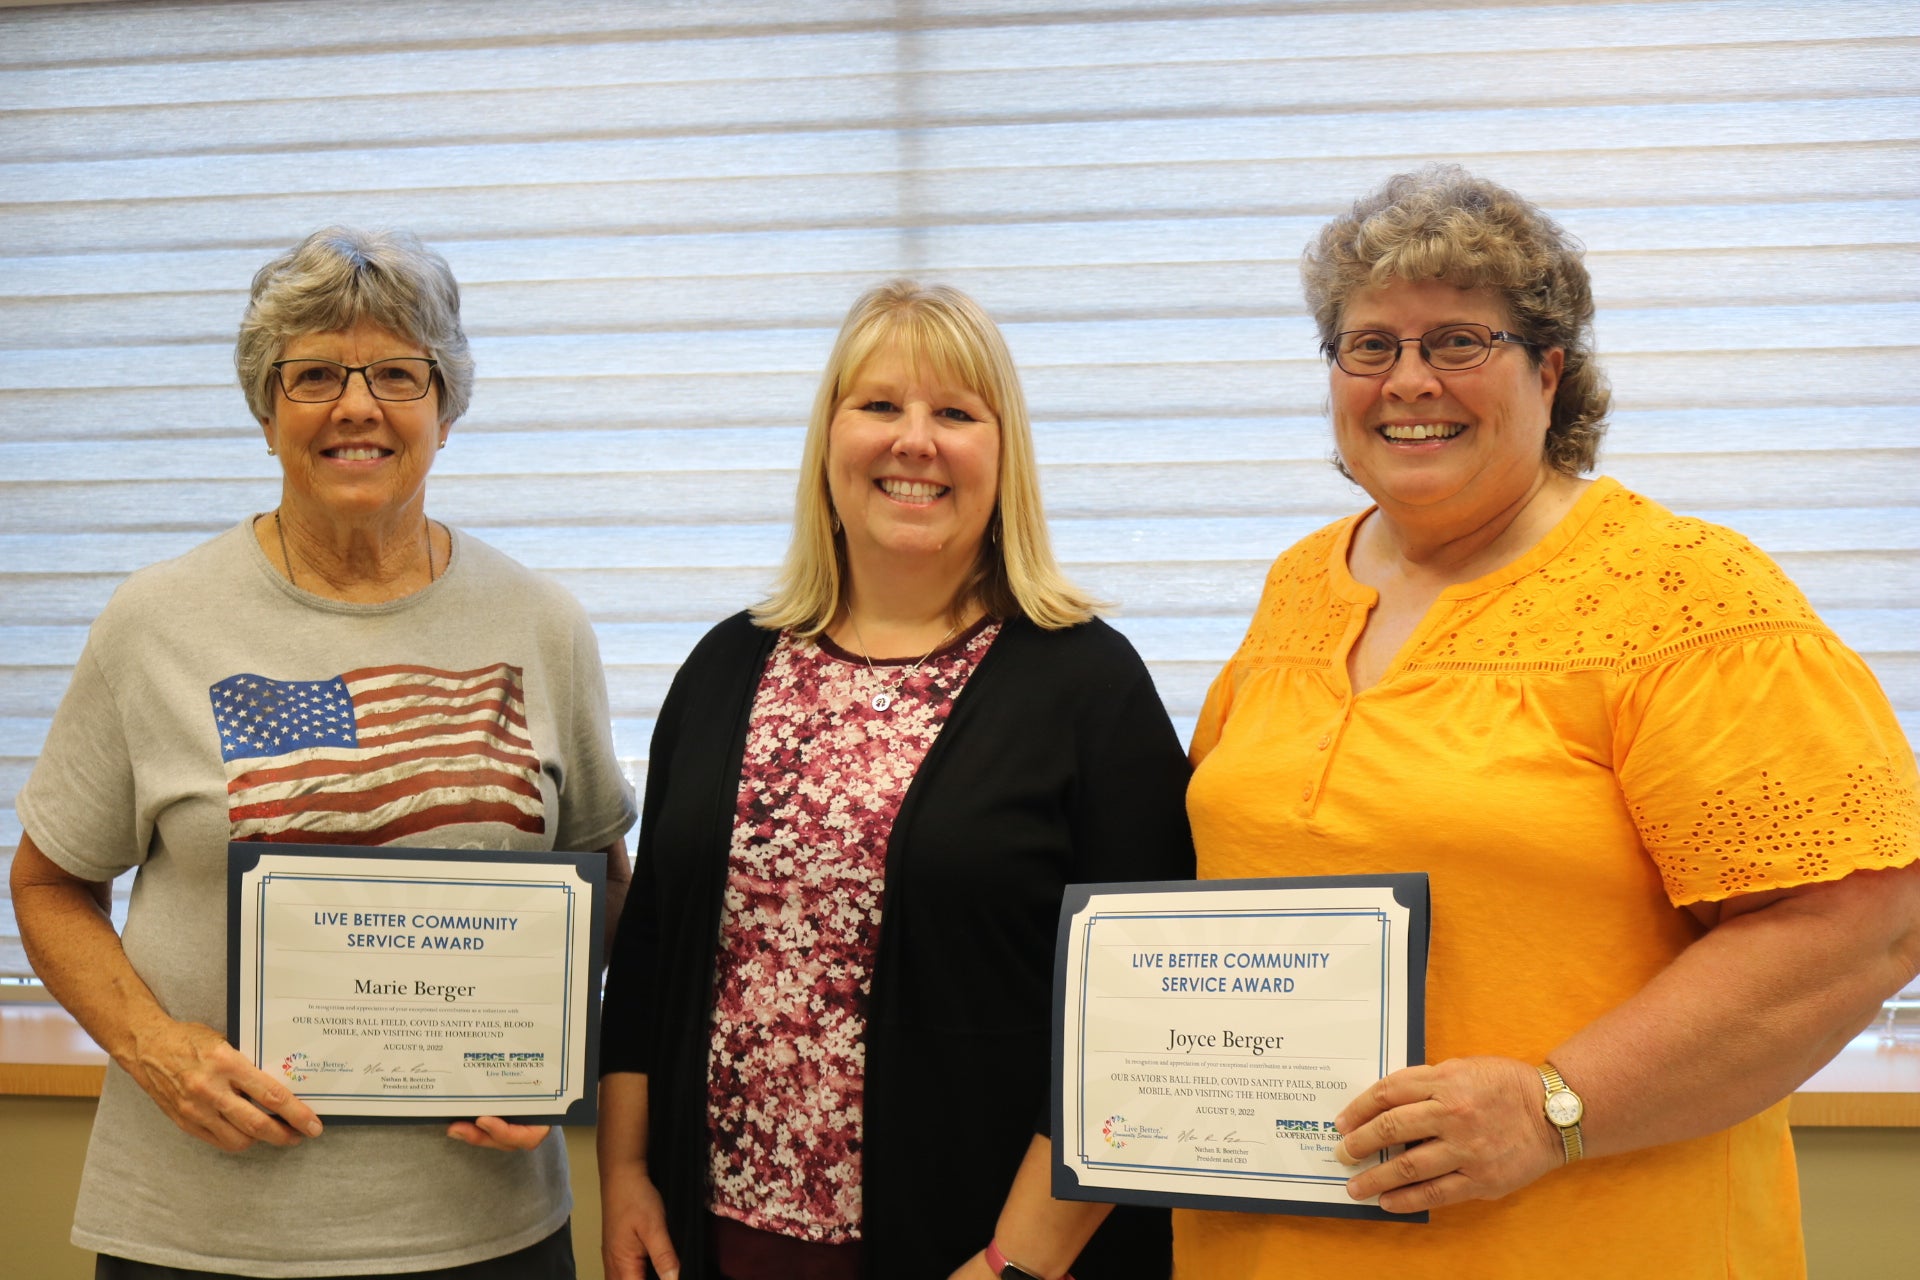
871,691,893,712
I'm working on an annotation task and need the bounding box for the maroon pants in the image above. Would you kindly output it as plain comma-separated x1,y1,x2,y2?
711,1212,863,1280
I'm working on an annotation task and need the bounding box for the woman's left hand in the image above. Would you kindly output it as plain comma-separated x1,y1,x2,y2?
1333,1055,1562,1213
446,1115,551,1151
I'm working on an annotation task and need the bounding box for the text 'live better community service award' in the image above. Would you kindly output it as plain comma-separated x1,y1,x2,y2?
227,842,604,1124
1053,875,1429,1222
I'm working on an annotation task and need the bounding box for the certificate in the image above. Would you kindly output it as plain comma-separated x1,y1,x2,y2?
226,842,604,1124
1052,875,1429,1222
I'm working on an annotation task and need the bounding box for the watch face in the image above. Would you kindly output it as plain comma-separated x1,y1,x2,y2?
1546,1090,1584,1127
1000,1268,1046,1280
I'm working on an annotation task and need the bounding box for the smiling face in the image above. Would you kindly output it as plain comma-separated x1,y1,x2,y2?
826,340,1001,593
1331,277,1563,524
261,319,446,530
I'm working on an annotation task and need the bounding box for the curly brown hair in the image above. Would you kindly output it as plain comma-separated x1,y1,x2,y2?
1301,166,1610,475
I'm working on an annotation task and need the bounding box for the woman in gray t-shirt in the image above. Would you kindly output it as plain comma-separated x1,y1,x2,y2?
12,227,635,1279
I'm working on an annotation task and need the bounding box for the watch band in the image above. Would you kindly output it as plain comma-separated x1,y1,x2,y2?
985,1238,1072,1280
1537,1062,1586,1163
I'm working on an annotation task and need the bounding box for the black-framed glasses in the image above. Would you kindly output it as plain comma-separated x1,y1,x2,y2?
1322,324,1533,376
270,357,439,403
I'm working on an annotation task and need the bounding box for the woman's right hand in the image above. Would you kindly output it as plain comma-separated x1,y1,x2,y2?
600,1160,680,1280
10,834,321,1153
122,1013,323,1152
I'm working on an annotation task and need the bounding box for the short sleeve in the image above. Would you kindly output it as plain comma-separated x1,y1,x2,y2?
553,607,637,852
14,643,144,881
1614,631,1919,905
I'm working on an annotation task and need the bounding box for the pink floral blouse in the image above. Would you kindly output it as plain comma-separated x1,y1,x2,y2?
706,621,1000,1242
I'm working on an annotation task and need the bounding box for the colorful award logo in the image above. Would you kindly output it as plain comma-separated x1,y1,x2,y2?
281,1051,309,1082
1100,1115,1168,1147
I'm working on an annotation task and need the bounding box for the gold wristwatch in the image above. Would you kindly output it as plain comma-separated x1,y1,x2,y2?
1537,1062,1585,1163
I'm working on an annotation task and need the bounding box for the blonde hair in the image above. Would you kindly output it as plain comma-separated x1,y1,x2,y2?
1301,165,1610,475
753,280,1100,635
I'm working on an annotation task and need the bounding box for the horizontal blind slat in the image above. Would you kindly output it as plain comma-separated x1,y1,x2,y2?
9,101,1920,205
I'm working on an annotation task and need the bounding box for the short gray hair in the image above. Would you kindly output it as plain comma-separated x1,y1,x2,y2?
235,227,473,426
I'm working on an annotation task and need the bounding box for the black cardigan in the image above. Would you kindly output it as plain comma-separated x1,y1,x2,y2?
602,612,1195,1278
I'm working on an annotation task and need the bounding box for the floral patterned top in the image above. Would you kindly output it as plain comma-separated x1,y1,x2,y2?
706,620,1001,1242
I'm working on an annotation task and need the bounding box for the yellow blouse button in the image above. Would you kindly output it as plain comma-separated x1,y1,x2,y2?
1317,734,1331,750
1300,785,1313,802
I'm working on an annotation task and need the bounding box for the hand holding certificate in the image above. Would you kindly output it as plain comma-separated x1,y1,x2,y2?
227,842,604,1124
1052,875,1429,1222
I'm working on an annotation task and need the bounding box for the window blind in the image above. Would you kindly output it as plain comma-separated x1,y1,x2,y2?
2,0,1915,978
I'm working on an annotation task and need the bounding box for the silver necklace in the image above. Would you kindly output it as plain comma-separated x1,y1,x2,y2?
846,613,959,712
274,510,437,589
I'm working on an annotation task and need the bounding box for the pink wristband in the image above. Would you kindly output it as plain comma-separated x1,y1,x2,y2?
985,1238,1073,1280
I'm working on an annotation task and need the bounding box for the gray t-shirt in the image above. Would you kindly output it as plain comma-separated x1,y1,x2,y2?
16,520,636,1276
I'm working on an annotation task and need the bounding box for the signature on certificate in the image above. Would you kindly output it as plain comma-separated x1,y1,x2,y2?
1177,1128,1269,1146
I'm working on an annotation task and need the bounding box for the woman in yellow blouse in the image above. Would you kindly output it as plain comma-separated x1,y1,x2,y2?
1177,167,1919,1278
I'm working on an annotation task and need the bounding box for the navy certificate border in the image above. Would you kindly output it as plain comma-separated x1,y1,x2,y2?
1050,873,1431,1223
226,841,606,1126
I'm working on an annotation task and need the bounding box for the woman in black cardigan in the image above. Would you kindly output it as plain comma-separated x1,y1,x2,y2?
599,281,1194,1280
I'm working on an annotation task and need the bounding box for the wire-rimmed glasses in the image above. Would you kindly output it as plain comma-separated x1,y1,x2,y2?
270,358,439,403
1323,324,1533,376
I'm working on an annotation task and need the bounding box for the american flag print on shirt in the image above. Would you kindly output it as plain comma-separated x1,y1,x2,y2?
210,664,547,844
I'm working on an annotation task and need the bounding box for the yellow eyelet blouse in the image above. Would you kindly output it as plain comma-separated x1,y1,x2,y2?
1179,477,1917,1279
